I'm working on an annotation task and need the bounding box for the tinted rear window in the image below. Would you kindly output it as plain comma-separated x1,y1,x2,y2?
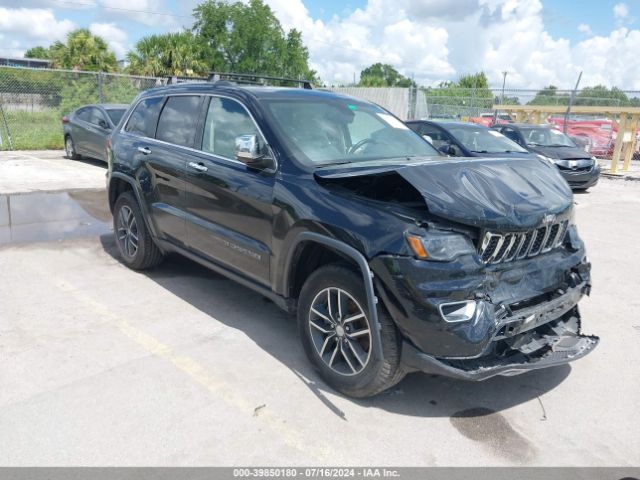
76,107,91,121
106,109,126,125
124,97,164,138
156,96,201,147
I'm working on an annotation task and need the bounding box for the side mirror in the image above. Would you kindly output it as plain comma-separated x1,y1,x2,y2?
235,134,273,169
438,144,456,156
98,119,110,130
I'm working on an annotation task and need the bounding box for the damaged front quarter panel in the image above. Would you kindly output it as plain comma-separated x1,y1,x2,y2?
315,155,598,380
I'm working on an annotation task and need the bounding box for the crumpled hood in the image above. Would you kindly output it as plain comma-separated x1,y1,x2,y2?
528,145,592,160
315,157,572,230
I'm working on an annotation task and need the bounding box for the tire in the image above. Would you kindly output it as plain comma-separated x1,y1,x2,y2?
113,191,163,270
65,135,80,160
297,264,405,398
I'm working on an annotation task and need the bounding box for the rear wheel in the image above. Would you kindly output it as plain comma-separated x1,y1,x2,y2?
113,191,163,270
297,264,405,398
65,136,79,160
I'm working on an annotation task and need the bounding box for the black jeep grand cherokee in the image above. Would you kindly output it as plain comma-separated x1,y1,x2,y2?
107,80,598,398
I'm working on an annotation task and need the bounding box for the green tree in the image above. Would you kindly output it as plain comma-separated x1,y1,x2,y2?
193,0,317,82
49,29,118,72
24,46,50,59
575,85,629,106
528,85,569,106
127,31,209,77
457,72,489,90
58,77,100,114
501,95,521,105
358,63,414,87
423,72,494,111
102,77,142,104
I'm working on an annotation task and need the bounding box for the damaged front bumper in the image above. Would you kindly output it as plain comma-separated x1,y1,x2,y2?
401,308,599,380
371,240,599,380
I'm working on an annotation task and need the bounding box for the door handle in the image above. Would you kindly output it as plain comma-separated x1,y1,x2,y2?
137,146,151,155
188,161,208,172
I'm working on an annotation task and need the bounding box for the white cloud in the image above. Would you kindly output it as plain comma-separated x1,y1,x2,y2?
577,23,592,35
98,0,178,27
266,0,455,85
90,22,128,59
264,0,640,90
0,33,25,58
613,2,628,19
0,7,76,41
0,0,94,7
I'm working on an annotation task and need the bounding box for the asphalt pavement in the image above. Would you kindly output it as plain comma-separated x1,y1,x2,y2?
1,151,638,466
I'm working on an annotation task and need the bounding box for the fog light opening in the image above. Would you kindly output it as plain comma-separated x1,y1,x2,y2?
439,300,477,323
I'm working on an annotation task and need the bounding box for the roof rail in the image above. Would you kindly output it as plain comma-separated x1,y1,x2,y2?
207,72,313,89
165,75,208,85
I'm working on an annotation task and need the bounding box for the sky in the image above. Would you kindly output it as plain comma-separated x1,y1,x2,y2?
0,0,639,89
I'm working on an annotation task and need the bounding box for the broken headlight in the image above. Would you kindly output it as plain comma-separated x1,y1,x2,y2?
406,231,475,261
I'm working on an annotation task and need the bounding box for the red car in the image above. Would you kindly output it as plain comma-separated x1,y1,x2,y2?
548,117,615,156
468,112,513,127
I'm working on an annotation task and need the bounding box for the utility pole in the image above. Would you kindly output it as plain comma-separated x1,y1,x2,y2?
564,71,583,134
493,71,507,124
501,70,508,104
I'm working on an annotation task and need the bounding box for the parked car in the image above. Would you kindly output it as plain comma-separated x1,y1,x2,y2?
547,117,615,156
106,80,598,398
492,123,600,190
468,112,513,127
406,120,535,159
62,104,128,162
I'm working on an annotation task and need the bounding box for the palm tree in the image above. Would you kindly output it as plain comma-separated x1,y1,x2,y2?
127,32,208,78
50,29,118,72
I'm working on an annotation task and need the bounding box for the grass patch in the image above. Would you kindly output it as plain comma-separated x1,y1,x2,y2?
0,109,64,150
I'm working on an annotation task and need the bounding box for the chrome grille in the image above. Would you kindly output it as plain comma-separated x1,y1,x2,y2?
478,220,569,265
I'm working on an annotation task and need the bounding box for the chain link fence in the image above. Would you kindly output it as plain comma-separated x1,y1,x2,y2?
0,66,164,150
0,65,638,161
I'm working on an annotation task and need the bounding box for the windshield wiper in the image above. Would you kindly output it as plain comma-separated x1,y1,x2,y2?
315,161,353,168
469,150,489,153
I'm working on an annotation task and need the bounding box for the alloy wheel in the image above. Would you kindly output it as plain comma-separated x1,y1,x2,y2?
116,205,139,258
308,287,372,376
65,138,74,158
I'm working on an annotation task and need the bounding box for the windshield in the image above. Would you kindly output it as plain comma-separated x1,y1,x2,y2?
522,127,576,147
106,108,126,125
264,99,439,166
447,127,527,153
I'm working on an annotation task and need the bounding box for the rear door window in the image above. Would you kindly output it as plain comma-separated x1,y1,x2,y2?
155,96,202,148
106,109,125,126
89,108,107,127
124,97,164,138
76,107,91,122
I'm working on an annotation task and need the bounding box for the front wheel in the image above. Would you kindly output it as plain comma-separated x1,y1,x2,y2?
297,264,405,398
113,191,164,270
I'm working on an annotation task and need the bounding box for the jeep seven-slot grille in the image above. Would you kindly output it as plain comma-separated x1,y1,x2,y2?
478,220,568,265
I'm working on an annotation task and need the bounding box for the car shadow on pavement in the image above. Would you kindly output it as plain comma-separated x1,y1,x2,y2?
55,152,107,169
75,156,108,168
100,233,571,421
